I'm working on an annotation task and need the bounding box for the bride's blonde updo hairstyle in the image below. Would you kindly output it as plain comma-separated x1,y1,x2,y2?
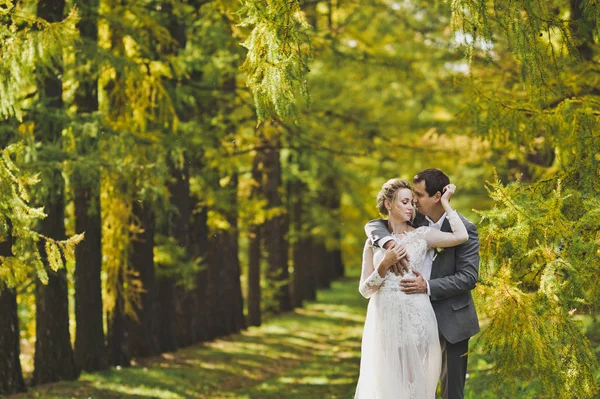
376,178,412,216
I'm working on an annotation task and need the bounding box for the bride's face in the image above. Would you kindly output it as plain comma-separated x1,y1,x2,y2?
388,188,414,222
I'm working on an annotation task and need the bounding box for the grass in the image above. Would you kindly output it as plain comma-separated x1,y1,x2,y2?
6,269,600,399
4,273,366,399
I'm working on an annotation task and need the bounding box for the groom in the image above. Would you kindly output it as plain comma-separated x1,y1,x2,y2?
365,168,480,399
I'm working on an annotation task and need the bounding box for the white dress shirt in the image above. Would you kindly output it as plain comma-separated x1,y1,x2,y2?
423,213,446,296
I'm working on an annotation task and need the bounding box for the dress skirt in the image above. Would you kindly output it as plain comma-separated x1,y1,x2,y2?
355,286,441,399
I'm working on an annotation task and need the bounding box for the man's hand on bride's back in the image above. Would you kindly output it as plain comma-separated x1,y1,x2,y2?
382,241,410,275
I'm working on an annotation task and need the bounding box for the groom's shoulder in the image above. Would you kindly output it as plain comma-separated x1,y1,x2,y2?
366,218,388,226
458,213,478,233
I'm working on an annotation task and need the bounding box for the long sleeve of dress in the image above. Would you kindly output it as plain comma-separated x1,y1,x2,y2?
423,210,469,249
359,239,385,298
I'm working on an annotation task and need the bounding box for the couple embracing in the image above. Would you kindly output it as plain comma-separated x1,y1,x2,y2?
355,169,480,399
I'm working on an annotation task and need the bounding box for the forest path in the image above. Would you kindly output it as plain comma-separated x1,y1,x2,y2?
7,272,365,399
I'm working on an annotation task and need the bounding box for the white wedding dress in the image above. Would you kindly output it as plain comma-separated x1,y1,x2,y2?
355,222,459,399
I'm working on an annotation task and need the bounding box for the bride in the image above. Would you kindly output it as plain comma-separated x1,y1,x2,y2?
355,178,468,399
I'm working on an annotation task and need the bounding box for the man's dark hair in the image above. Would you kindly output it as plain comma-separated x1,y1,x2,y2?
413,168,450,197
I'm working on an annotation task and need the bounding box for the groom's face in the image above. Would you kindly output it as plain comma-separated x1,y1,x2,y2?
413,181,438,218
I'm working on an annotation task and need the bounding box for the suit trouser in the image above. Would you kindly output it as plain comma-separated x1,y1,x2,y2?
439,335,469,399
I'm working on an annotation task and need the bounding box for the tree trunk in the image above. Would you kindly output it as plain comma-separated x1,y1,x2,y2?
328,188,345,279
312,197,331,290
313,239,332,289
224,174,245,333
102,0,131,368
332,243,345,279
312,175,342,289
155,272,178,353
290,154,317,303
33,270,79,384
0,223,25,395
155,195,178,353
0,288,25,395
190,201,209,342
247,152,263,326
72,0,106,372
158,0,196,349
221,74,245,333
204,63,245,336
291,191,316,305
73,182,105,371
168,159,195,347
32,0,79,385
207,174,245,337
107,270,129,366
289,154,307,308
305,236,318,301
32,143,79,384
263,136,292,313
248,224,262,325
126,200,160,357
204,237,219,340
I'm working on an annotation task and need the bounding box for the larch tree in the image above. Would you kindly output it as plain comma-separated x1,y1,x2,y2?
72,0,107,372
450,0,600,396
32,0,79,385
0,1,80,392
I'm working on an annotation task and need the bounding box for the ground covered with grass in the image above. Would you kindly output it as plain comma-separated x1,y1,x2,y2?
6,270,600,399
5,273,367,399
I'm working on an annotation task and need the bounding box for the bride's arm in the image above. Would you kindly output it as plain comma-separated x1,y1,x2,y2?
359,240,399,298
423,210,468,249
359,240,383,298
423,184,468,249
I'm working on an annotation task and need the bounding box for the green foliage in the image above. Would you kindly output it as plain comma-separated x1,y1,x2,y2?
446,1,600,395
451,0,575,84
99,139,170,318
154,234,202,290
0,2,78,120
93,0,189,318
475,175,599,397
0,144,83,289
101,176,142,318
97,0,178,133
238,0,311,123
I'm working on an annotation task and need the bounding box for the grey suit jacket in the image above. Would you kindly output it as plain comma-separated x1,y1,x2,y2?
364,214,480,344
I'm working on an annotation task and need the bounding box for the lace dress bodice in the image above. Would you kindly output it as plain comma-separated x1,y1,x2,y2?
372,228,429,290
378,229,429,272
358,210,467,299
